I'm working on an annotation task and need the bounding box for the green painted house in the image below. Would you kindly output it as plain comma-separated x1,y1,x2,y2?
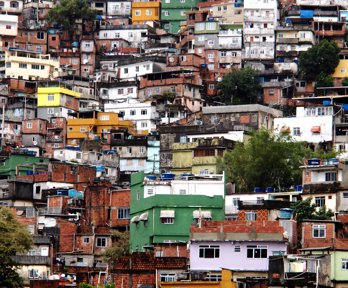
161,0,201,34
0,153,49,179
130,171,225,253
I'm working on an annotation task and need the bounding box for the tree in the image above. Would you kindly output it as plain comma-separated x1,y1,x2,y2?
48,0,97,40
299,40,340,81
0,207,32,288
218,67,261,105
217,129,314,192
103,231,129,261
342,77,348,86
315,72,334,95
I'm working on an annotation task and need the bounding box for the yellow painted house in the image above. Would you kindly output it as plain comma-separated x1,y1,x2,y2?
67,111,136,145
132,0,160,26
332,59,348,78
37,87,80,107
160,269,236,288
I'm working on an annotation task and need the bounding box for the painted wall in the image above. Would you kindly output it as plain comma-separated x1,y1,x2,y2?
190,241,287,271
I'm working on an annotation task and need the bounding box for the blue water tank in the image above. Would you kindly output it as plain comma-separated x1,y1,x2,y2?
146,175,157,181
323,100,331,106
280,208,293,219
342,104,348,111
160,173,176,181
308,158,321,165
295,185,303,192
253,187,263,193
266,187,275,193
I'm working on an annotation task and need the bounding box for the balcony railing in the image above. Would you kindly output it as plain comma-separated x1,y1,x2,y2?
12,255,50,265
238,199,292,210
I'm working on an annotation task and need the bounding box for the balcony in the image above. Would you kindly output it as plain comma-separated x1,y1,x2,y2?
238,199,291,210
276,50,299,57
277,38,299,44
244,28,275,35
46,136,64,143
12,255,50,265
47,122,65,130
303,182,340,194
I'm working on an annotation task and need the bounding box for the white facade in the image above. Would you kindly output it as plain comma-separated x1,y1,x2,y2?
218,29,243,49
187,131,246,143
104,99,158,132
98,27,148,46
0,14,18,37
100,84,138,101
143,174,225,198
107,1,131,16
118,61,154,79
0,0,23,14
225,192,267,215
274,106,333,143
243,0,278,60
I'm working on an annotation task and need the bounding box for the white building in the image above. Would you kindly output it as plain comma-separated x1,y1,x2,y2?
274,106,334,143
143,173,225,198
104,99,158,132
98,25,148,47
243,0,278,60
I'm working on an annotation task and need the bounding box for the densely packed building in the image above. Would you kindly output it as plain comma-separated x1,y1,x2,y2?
2,0,348,287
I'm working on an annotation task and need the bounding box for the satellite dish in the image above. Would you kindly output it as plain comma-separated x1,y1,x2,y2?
169,57,174,63
16,210,24,216
33,141,38,146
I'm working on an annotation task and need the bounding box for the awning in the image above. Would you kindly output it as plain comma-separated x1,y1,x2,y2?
311,126,321,133
193,210,212,219
139,212,148,221
130,215,140,223
160,210,175,218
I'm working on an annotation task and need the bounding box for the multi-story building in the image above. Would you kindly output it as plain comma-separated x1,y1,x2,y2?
67,111,136,146
161,0,201,34
37,85,80,120
22,119,47,156
243,0,278,62
131,0,161,26
0,14,18,76
130,171,225,256
5,49,60,80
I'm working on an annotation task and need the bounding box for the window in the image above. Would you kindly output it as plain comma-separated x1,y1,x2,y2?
234,245,241,252
206,22,217,30
161,217,174,224
141,109,147,115
257,197,264,204
208,53,214,59
293,127,300,136
95,2,104,7
32,65,40,70
315,196,325,207
80,127,87,132
124,68,128,74
128,88,134,94
220,51,227,57
342,259,348,269
47,108,54,114
141,122,147,128
208,40,214,46
325,172,337,182
246,211,257,221
100,115,110,121
164,11,170,16
130,110,136,116
313,224,326,238
343,192,348,198
341,68,346,73
96,237,107,247
0,1,4,7
136,66,139,72
26,122,32,129
208,84,215,90
269,89,274,95
247,245,267,258
146,9,152,15
135,10,141,16
118,88,124,95
127,147,132,153
47,94,54,101
232,197,240,206
10,1,18,8
118,208,130,219
199,245,220,258
19,63,27,68
41,65,45,70
83,237,90,243
160,274,176,282
29,269,39,279
6,25,11,29
37,32,44,40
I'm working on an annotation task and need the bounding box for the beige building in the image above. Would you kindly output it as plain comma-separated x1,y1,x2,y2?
5,49,60,80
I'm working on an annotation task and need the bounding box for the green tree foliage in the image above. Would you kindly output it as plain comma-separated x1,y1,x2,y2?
342,77,348,86
217,129,313,192
299,40,340,81
103,231,129,261
48,0,97,39
218,67,261,105
315,73,334,88
0,207,32,288
78,284,95,288
291,198,334,222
